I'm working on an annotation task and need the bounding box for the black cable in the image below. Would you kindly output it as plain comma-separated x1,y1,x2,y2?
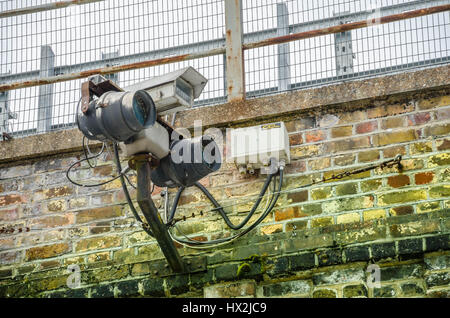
194,173,274,230
169,166,284,247
66,142,127,188
166,186,185,225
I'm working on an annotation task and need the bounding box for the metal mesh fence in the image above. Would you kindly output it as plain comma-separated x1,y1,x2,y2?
0,0,449,138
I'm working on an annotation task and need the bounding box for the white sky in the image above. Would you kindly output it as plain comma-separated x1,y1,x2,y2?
0,0,449,134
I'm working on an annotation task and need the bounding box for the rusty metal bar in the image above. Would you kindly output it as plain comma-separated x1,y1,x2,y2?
224,0,246,102
243,4,450,50
1,4,449,93
0,0,105,19
0,47,226,92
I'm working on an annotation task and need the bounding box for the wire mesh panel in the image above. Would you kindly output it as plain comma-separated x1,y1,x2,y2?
0,0,226,137
242,0,450,97
0,0,449,138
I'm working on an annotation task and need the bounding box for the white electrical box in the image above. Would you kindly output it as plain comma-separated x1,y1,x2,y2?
228,121,290,173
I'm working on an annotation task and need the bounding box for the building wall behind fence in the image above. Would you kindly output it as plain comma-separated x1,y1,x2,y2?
0,67,449,298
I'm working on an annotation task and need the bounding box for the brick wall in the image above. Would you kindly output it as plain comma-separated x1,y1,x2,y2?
0,70,449,298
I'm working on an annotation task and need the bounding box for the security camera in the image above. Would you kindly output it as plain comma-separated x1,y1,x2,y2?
76,68,221,187
124,66,207,115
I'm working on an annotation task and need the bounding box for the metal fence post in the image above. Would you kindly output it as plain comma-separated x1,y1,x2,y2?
37,45,55,133
277,3,291,92
224,0,245,102
101,50,120,84
0,91,10,135
334,12,355,77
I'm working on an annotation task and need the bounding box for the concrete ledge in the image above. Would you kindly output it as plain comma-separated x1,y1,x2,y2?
175,65,450,129
0,65,449,164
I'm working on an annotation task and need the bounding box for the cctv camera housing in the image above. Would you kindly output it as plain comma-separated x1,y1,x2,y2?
77,90,157,143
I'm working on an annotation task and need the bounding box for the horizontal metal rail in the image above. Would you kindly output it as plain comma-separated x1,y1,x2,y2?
0,0,105,19
1,0,445,86
243,4,450,50
0,2,449,92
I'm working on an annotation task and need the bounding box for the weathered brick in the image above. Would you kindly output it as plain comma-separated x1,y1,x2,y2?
335,183,358,196
343,284,368,298
262,280,311,297
417,201,441,213
166,274,190,295
356,121,378,134
436,138,450,151
428,153,450,167
322,196,373,213
387,175,410,188
389,220,440,238
76,206,123,224
397,238,423,256
35,186,74,200
381,116,405,129
331,126,352,138
378,190,427,206
425,272,450,288
334,154,356,166
400,282,425,296
373,130,418,146
284,234,334,252
260,224,283,235
305,130,327,143
344,245,370,262
0,207,19,222
289,252,316,271
287,190,308,203
308,157,331,170
424,123,450,137
335,225,385,244
407,112,431,126
417,95,450,109
358,150,380,163
0,194,26,207
285,220,308,231
311,217,333,228
25,243,70,261
414,172,434,185
312,288,337,298
274,207,302,221
336,213,360,224
266,257,289,277
371,242,396,261
429,185,450,199
29,215,74,229
425,234,450,252
383,145,406,158
298,203,322,216
380,264,424,282
289,133,303,146
75,236,122,252
389,205,414,216
316,249,342,266
410,141,433,154
368,103,414,119
90,284,115,298
204,281,256,298
290,144,322,159
324,136,371,153
312,268,365,285
373,285,398,298
360,179,382,193
311,187,332,200
363,209,386,221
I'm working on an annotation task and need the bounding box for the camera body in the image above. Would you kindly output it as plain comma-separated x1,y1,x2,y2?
76,68,221,188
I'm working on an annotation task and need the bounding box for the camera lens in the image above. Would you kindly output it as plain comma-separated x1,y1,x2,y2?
133,94,148,126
